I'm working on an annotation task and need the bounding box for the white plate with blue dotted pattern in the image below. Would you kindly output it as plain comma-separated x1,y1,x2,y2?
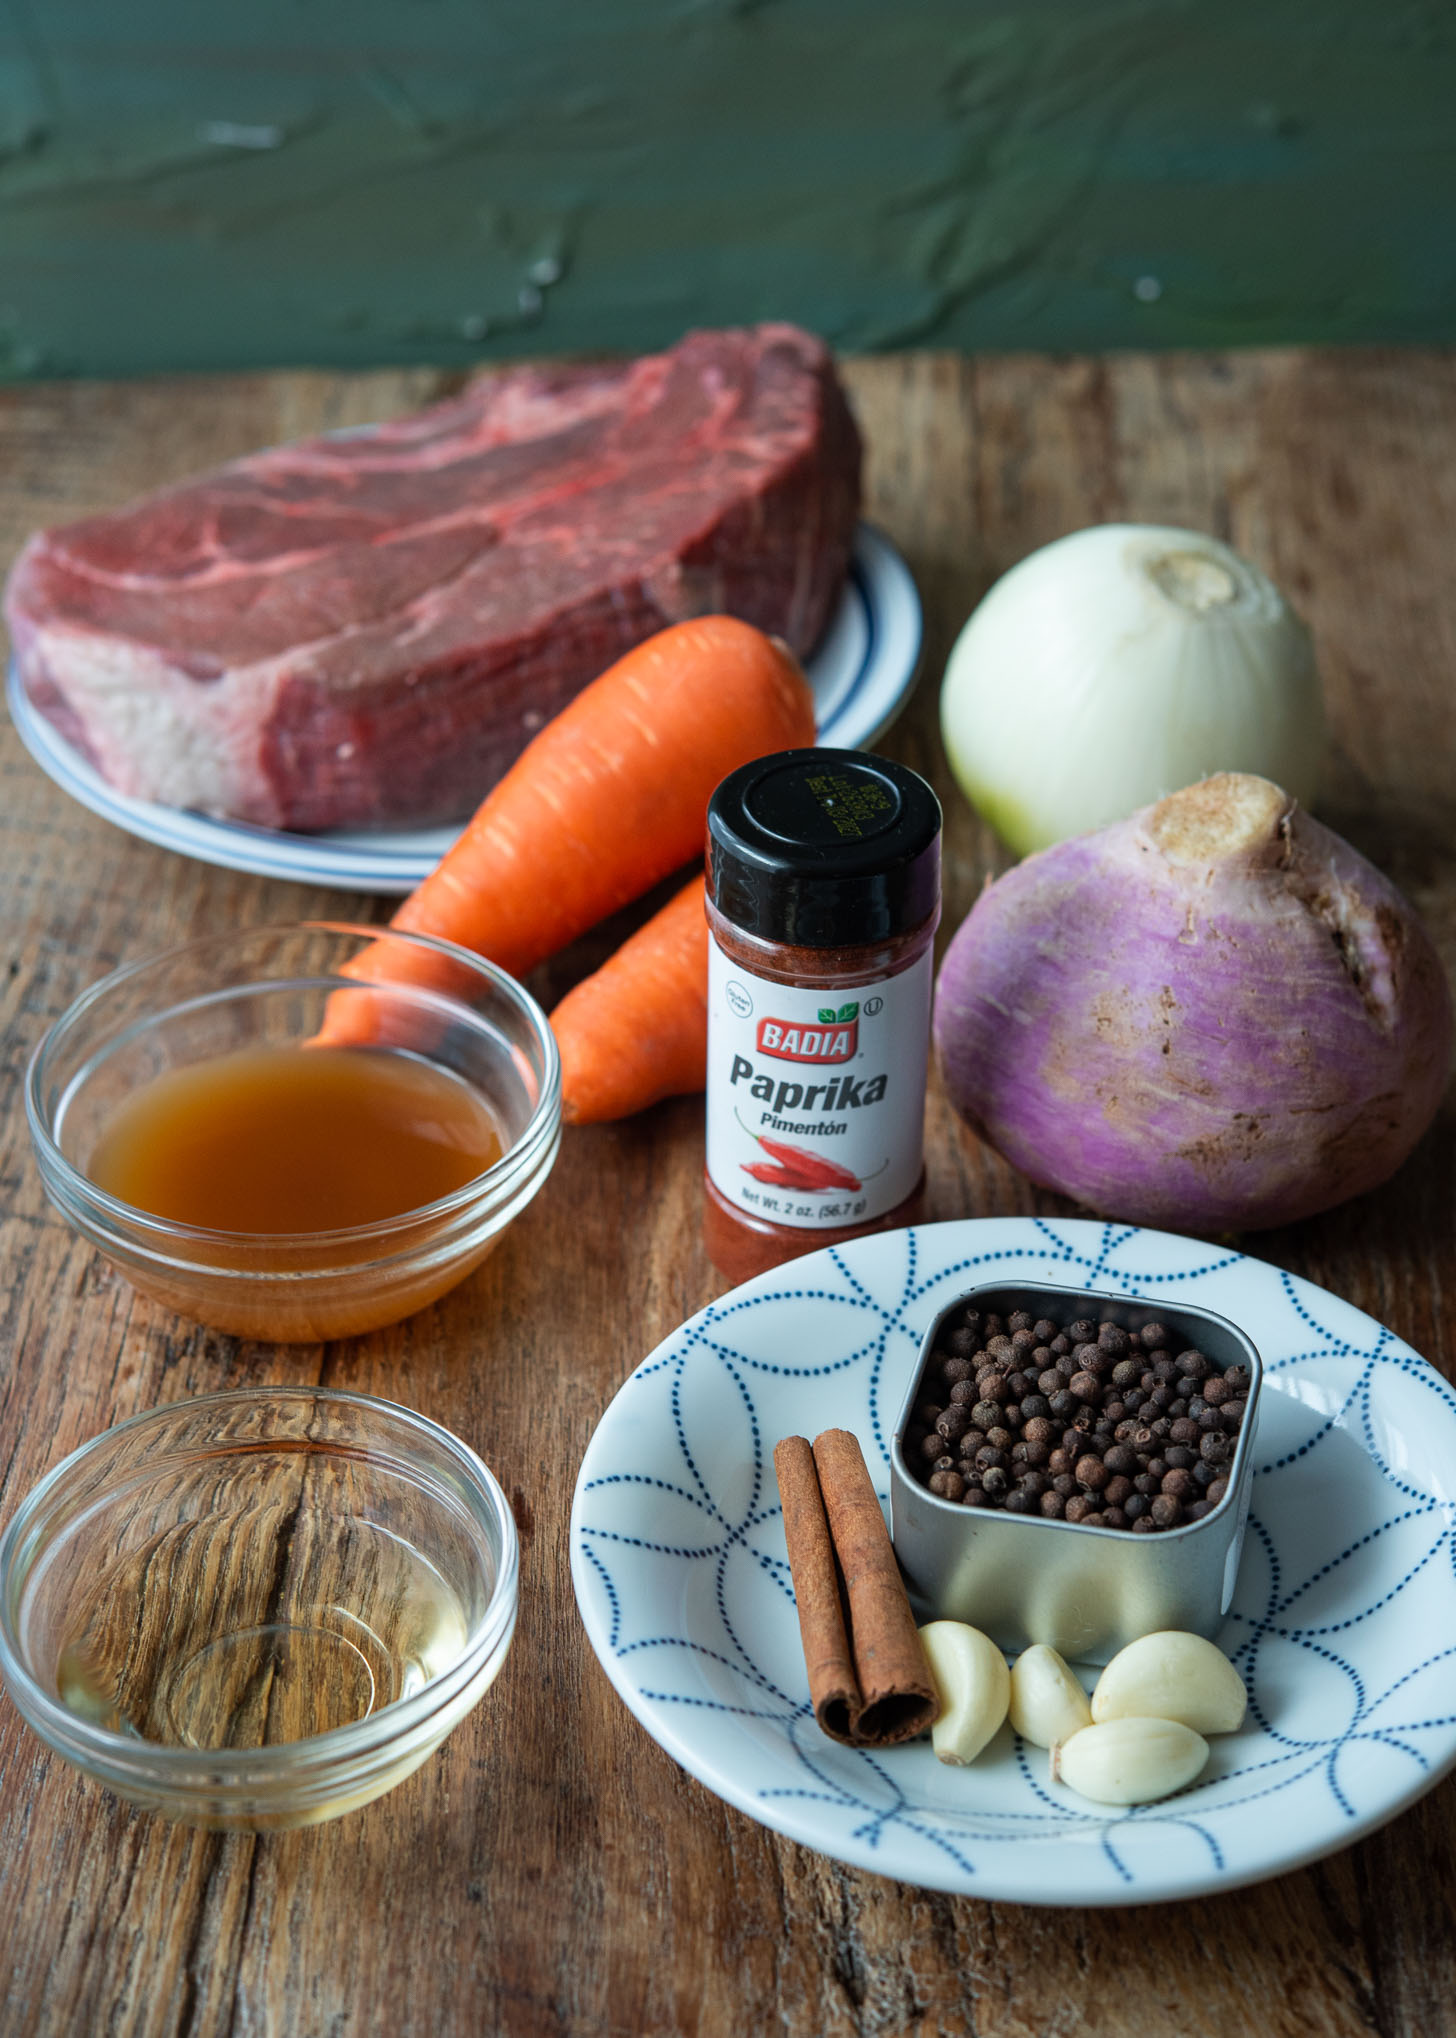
570,1217,1456,1904
6,524,920,895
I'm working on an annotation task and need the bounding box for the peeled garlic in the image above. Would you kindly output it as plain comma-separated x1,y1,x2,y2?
919,1621,1010,1766
1052,1718,1209,1805
1091,1631,1247,1736
1008,1644,1092,1750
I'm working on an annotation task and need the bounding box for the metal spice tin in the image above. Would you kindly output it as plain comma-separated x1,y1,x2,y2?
889,1279,1262,1665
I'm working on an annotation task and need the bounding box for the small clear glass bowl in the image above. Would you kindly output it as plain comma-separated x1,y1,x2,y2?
26,921,561,1341
0,1388,518,1830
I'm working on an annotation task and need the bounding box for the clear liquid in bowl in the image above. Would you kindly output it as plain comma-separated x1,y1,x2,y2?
52,1449,472,1750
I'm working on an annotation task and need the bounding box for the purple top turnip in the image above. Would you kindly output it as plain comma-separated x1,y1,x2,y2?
933,775,1453,1231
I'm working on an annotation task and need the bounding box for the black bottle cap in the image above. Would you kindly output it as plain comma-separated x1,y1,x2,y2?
706,748,941,949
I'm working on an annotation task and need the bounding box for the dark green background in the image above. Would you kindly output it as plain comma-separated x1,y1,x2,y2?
1,0,1451,379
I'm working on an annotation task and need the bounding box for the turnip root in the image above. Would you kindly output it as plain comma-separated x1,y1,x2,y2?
933,775,1452,1231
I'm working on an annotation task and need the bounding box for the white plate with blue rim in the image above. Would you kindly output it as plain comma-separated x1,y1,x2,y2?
5,524,921,896
570,1216,1456,1904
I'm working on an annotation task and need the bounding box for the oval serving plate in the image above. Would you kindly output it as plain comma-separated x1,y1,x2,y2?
571,1216,1456,1904
6,524,920,895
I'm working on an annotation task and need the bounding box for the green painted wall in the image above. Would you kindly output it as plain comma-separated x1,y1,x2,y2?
0,0,1452,379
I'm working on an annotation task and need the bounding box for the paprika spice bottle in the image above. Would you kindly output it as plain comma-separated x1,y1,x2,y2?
703,747,942,1283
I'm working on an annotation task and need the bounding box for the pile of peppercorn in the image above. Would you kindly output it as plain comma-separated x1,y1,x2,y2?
902,1304,1252,1532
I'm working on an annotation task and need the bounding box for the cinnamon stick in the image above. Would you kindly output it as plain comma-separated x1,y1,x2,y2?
773,1429,936,1747
774,1435,859,1742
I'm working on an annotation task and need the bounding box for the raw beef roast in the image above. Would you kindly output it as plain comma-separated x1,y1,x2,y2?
6,324,860,831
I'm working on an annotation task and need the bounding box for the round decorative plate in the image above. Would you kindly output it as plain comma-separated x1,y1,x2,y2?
6,524,920,895
570,1217,1456,1904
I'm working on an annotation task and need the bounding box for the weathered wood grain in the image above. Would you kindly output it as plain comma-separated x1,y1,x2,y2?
1,349,1454,2038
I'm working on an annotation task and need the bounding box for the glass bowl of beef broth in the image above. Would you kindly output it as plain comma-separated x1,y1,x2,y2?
26,923,561,1340
0,1387,518,1828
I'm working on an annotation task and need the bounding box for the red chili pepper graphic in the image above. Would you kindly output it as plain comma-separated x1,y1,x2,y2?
734,1105,881,1194
741,1160,811,1186
755,1134,863,1192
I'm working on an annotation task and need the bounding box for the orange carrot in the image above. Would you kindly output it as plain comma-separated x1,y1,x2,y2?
320,618,813,1043
552,878,709,1123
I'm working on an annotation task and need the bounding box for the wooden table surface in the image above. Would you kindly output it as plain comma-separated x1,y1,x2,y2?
2,350,1455,2038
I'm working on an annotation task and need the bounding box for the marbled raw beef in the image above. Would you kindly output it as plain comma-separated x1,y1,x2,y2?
5,324,860,830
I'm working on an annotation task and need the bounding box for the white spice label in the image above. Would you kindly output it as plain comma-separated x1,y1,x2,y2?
705,938,932,1229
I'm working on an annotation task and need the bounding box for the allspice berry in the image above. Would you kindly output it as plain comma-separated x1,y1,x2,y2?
909,1304,1250,1536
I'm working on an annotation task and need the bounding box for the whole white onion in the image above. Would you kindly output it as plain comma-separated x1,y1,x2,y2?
933,775,1452,1232
941,525,1325,856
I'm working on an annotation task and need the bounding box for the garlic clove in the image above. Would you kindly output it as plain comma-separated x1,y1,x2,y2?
1051,1717,1209,1805
1008,1643,1092,1750
1091,1631,1247,1736
919,1620,1010,1766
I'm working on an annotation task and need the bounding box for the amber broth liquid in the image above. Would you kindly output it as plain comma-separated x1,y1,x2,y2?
88,1044,503,1234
